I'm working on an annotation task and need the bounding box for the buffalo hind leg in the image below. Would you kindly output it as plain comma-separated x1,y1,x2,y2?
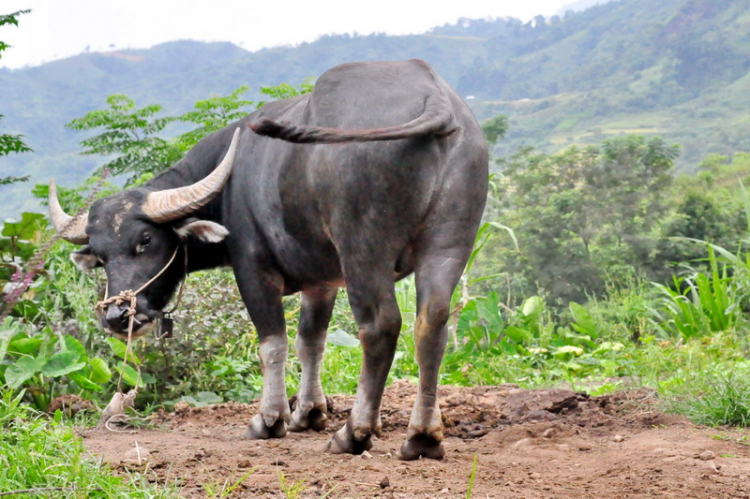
327,282,401,454
289,286,337,432
235,267,290,440
400,254,468,460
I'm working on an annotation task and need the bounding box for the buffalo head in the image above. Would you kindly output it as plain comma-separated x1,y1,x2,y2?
49,128,240,337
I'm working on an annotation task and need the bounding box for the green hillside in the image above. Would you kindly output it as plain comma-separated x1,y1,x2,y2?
2,0,750,217
470,0,750,163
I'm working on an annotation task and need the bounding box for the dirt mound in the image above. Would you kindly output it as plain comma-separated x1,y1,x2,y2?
83,381,750,498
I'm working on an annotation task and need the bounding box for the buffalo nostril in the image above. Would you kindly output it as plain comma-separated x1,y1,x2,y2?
105,304,130,331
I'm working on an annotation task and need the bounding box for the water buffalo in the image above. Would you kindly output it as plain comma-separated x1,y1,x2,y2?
50,59,488,460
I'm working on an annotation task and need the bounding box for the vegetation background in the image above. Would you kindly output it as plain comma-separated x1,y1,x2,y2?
3,0,750,496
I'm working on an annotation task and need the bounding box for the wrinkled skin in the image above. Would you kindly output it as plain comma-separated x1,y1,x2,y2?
59,60,488,460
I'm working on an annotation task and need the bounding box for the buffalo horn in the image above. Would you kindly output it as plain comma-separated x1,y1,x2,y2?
48,179,89,245
142,127,240,223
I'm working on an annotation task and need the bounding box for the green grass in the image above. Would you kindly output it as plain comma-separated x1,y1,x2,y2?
0,391,176,498
664,362,750,427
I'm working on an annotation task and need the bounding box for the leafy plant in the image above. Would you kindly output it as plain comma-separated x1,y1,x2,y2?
0,212,46,318
0,390,174,497
62,81,315,186
653,244,738,339
0,10,32,186
0,321,117,410
65,94,183,182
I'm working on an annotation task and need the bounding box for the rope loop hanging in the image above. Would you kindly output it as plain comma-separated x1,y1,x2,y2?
95,242,186,394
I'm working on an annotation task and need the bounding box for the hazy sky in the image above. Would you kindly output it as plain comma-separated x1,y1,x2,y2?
1,0,579,69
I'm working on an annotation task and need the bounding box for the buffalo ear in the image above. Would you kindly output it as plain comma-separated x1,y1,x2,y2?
174,219,229,243
71,246,102,272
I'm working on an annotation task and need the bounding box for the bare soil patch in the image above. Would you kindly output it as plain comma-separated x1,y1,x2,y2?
83,381,750,498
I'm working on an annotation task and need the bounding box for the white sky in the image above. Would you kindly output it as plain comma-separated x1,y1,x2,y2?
1,0,577,69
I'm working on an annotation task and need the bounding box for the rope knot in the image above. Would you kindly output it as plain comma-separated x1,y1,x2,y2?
96,289,138,315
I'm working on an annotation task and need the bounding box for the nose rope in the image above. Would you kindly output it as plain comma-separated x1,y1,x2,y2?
95,243,184,393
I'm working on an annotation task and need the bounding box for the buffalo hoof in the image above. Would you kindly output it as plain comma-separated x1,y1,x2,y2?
244,413,287,439
289,407,328,432
399,434,445,461
325,425,373,455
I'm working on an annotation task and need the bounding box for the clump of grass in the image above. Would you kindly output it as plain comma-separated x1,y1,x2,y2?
666,367,750,427
0,390,174,497
466,454,478,499
201,467,256,499
278,471,307,499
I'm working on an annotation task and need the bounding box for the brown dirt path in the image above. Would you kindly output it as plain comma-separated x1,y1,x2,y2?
83,380,750,498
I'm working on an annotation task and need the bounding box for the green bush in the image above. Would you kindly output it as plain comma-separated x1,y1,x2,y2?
0,391,174,497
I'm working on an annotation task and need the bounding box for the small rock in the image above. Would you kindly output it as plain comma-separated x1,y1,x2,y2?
440,488,450,494
699,450,715,461
201,429,213,437
530,472,541,480
542,428,556,439
123,445,150,466
467,428,489,439
173,401,190,413
578,444,592,451
238,459,253,469
379,476,390,489
361,450,373,459
613,435,625,442
511,438,531,450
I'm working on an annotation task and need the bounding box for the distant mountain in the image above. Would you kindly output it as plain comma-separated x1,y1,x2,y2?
556,0,615,16
0,35,490,216
2,0,750,218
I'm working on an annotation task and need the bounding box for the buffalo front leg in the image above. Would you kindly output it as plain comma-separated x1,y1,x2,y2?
400,254,469,460
327,283,401,454
289,286,337,432
235,267,290,440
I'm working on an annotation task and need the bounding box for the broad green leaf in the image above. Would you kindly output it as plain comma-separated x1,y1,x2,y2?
41,352,86,377
554,345,584,357
196,391,223,405
107,337,141,364
522,296,543,317
181,391,223,408
1,212,45,240
0,328,13,363
326,329,360,348
5,355,45,389
7,338,42,355
68,372,103,392
63,335,87,360
181,395,199,406
89,357,112,383
504,326,531,343
114,363,144,388
569,302,599,339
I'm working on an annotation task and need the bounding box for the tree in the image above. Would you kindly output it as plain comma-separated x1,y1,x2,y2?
63,80,315,185
65,94,182,182
483,136,679,307
481,115,508,145
0,10,32,186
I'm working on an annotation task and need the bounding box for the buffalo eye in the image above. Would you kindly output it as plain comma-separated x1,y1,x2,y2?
136,233,152,254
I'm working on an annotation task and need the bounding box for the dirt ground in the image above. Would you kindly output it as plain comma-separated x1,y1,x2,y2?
82,380,750,498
